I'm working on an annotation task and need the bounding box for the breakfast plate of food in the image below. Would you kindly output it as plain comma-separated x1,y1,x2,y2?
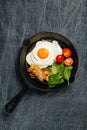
5,32,78,112
20,32,78,90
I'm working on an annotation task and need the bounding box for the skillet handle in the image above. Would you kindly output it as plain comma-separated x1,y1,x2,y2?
5,87,28,113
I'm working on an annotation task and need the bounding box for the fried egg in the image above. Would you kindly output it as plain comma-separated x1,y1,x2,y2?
26,40,62,68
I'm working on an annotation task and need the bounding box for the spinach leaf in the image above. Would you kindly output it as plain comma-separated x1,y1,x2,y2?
57,63,65,75
48,62,59,74
64,66,73,85
48,62,65,75
48,73,64,88
48,62,73,87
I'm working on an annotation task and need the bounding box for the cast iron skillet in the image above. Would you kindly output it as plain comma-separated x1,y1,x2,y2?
5,32,78,112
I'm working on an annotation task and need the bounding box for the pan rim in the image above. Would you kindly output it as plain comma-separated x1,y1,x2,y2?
19,32,78,91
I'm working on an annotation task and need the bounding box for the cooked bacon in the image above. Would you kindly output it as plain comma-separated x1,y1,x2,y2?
27,64,50,82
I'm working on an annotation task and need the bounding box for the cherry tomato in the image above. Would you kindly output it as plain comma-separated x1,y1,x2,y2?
63,58,73,66
56,55,64,63
62,48,72,58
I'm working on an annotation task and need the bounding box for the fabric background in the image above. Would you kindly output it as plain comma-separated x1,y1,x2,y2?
0,0,87,130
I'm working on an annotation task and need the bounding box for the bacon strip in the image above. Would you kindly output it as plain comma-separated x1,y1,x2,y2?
27,64,50,82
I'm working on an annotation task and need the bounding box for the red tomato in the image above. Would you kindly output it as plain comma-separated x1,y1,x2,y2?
64,58,73,66
56,55,64,63
62,48,72,58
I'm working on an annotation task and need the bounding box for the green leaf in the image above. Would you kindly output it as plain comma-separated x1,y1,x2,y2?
48,62,73,87
48,73,64,88
48,62,59,74
48,62,65,75
64,66,73,85
57,63,65,75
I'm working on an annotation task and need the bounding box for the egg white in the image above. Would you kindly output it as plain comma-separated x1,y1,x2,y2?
26,40,62,68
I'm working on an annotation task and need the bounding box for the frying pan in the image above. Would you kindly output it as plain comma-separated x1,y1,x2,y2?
5,32,78,112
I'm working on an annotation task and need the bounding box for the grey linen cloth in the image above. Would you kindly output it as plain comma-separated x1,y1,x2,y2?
0,0,87,130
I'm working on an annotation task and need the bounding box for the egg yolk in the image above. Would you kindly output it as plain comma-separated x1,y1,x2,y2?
37,48,49,59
